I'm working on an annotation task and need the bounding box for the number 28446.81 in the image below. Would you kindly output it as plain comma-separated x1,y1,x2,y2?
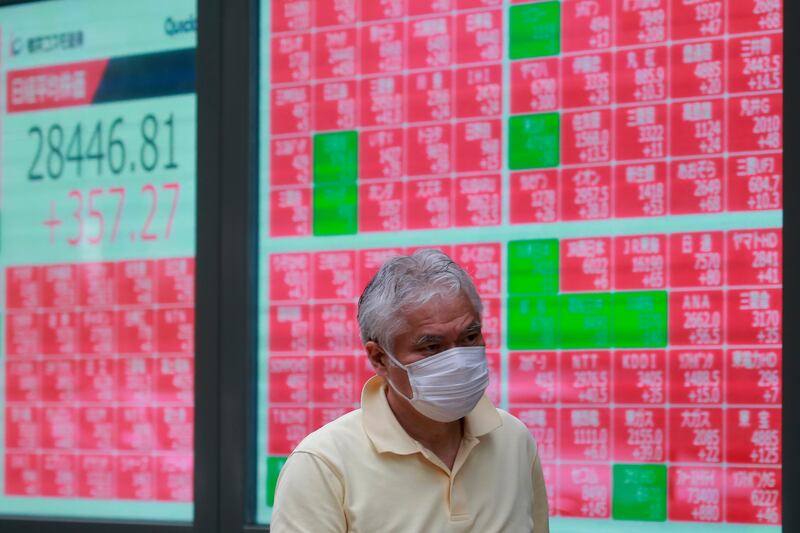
27,113,179,180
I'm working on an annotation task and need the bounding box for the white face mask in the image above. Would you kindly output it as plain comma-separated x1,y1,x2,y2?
383,345,490,423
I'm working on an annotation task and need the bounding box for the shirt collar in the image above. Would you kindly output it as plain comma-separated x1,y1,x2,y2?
361,375,503,455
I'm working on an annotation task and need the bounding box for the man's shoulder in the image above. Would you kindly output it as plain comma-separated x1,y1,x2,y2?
492,408,539,454
495,408,534,436
293,408,368,458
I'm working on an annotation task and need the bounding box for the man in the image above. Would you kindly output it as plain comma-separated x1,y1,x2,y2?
272,249,549,532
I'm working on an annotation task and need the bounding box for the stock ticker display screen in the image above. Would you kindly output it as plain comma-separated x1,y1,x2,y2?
0,0,196,521
258,0,783,529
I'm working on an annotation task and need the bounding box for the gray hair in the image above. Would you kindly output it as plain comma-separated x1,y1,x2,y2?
357,249,483,351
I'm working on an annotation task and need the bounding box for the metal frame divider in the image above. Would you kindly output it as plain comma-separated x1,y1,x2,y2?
782,0,797,529
215,0,262,531
195,0,223,530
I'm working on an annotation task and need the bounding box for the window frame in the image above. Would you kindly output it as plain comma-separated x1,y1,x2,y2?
783,1,799,529
215,0,261,531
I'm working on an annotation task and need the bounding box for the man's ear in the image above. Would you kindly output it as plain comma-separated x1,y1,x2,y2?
365,341,389,377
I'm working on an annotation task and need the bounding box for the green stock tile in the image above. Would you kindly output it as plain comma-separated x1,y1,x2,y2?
612,291,668,348
507,295,559,350
612,464,667,522
313,183,358,236
267,456,289,507
313,131,358,184
559,293,611,349
508,113,560,170
508,239,559,295
509,2,561,59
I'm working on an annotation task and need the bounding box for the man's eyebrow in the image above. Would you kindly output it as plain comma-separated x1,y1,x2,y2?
461,321,482,335
411,334,444,347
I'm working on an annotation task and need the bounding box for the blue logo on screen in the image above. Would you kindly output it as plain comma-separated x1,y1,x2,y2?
165,15,197,36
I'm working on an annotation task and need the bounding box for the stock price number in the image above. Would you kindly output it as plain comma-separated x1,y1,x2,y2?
43,183,182,246
28,113,179,180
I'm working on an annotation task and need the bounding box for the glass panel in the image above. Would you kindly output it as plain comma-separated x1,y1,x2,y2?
0,0,196,521
257,0,783,529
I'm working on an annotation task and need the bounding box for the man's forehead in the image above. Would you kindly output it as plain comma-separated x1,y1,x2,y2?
399,293,480,336
404,291,475,315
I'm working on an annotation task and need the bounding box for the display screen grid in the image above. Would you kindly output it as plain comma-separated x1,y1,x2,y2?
256,0,784,529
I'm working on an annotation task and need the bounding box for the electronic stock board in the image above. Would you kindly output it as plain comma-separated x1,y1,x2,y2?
0,0,196,521
259,1,784,530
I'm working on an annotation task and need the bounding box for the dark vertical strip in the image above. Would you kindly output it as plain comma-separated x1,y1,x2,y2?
783,1,797,531
217,0,259,531
195,0,222,532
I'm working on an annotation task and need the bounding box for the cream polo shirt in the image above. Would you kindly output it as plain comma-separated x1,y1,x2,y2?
271,376,549,532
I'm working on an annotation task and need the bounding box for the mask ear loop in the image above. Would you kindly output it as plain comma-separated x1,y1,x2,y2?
382,350,415,401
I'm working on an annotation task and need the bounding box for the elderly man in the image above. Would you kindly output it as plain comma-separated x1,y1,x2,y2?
272,249,549,532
